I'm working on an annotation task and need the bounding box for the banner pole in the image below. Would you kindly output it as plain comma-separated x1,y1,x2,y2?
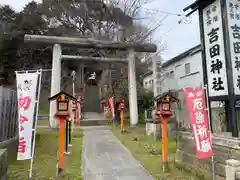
28,69,43,180
71,71,75,139
68,119,72,146
65,120,69,153
204,84,216,180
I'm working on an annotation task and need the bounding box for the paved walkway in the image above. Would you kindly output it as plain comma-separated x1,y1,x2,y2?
81,126,154,180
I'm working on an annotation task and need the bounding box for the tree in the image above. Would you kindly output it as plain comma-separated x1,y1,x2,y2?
137,86,153,122
0,0,162,116
0,5,20,84
0,2,52,85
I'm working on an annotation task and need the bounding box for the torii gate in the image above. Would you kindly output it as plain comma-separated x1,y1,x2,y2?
24,34,157,128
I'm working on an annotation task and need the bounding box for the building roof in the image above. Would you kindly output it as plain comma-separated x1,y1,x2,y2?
140,71,153,78
48,91,78,101
140,44,202,78
161,44,201,68
183,0,215,17
154,90,179,102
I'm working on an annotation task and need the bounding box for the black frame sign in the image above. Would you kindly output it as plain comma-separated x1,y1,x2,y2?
199,0,239,137
201,0,228,98
57,95,69,112
72,101,76,111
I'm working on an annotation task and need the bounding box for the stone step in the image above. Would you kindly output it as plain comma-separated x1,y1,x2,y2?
38,114,112,126
38,114,48,120
79,119,112,126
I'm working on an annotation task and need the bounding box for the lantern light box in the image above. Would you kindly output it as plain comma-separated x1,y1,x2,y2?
48,91,78,117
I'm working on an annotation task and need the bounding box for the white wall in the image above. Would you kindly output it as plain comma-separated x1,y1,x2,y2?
143,75,153,91
161,51,203,93
142,50,203,95
141,54,163,96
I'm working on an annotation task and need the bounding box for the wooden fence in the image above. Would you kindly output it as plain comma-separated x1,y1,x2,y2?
0,86,18,142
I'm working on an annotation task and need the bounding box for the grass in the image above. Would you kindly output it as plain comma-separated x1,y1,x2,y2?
111,125,201,180
39,108,49,114
37,120,50,126
8,127,83,180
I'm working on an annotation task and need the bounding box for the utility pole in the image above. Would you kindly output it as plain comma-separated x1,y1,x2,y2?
69,70,76,147
71,71,76,97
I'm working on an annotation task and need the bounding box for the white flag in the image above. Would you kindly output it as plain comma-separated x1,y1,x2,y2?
16,72,38,160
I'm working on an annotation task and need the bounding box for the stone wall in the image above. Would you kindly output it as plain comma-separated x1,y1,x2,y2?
0,137,18,180
0,136,18,159
176,131,240,180
0,149,8,180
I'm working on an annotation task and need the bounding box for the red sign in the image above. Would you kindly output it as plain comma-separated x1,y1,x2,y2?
184,88,213,159
75,96,81,125
108,97,115,119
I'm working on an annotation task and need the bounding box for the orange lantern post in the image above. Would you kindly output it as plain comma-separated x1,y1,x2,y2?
108,97,114,121
48,91,77,176
154,91,178,172
118,100,125,132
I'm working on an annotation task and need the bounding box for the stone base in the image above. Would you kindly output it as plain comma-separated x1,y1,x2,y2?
0,149,8,180
226,159,240,180
145,120,177,139
145,122,161,139
0,136,18,158
64,151,71,155
176,131,240,179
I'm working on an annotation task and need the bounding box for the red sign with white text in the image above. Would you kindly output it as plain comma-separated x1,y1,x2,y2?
184,88,213,159
108,97,115,119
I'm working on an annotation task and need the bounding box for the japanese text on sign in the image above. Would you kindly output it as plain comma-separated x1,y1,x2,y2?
18,96,31,155
202,0,228,97
16,72,38,160
227,0,240,95
184,88,213,159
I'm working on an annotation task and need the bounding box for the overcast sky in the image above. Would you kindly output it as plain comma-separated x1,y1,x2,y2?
0,0,199,60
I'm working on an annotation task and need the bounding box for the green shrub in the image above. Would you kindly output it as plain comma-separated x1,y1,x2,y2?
137,87,153,122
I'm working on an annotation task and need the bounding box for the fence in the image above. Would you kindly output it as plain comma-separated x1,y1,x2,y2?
0,86,18,142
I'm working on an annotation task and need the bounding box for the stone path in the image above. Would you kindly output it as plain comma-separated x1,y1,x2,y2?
81,126,154,180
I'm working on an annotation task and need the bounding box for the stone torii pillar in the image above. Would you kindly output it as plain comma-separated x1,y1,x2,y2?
128,49,138,126
49,44,62,129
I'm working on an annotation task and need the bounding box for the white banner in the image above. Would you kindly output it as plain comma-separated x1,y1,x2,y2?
16,72,39,160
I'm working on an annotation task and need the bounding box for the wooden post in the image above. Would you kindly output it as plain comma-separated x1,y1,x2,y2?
120,110,124,131
109,109,112,120
58,118,65,175
161,117,168,172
